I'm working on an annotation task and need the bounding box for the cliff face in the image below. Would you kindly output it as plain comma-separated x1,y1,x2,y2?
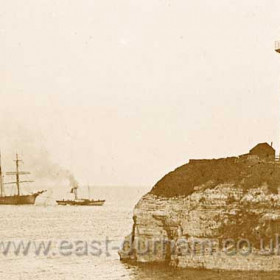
119,147,280,271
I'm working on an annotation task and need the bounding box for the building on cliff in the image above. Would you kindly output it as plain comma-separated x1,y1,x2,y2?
239,142,275,162
249,143,275,161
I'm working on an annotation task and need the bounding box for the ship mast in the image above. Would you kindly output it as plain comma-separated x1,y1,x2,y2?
6,154,33,196
0,151,3,197
74,187,78,200
15,154,20,196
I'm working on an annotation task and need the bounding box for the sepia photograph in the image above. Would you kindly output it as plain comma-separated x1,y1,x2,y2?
1,0,280,279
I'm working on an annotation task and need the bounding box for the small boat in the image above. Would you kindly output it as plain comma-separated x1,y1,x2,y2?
0,153,46,205
56,183,105,206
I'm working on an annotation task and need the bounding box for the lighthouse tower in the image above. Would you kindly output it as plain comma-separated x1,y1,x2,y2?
276,41,280,160
276,41,280,53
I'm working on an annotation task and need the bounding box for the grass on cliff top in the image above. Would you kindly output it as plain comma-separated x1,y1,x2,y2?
149,157,280,197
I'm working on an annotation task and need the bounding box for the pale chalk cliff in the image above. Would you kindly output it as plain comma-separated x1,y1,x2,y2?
119,143,280,271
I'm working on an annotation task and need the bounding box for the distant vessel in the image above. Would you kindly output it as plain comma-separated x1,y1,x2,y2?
56,183,105,206
0,153,46,205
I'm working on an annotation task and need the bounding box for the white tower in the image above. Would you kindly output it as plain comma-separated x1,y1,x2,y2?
276,41,280,53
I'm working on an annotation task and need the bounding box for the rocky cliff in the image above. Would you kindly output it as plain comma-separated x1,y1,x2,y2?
119,144,280,271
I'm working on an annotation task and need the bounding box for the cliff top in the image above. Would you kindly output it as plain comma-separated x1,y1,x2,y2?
150,144,280,197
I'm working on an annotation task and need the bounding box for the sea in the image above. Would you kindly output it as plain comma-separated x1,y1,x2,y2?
0,186,279,280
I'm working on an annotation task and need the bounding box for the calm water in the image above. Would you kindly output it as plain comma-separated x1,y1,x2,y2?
0,186,279,280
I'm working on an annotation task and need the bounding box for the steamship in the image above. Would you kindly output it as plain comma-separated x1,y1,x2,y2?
0,153,46,205
56,184,105,206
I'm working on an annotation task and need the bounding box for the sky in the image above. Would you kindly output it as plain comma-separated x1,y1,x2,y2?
1,0,280,189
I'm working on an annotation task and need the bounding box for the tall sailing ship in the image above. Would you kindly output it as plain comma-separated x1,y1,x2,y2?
0,153,45,205
56,183,105,206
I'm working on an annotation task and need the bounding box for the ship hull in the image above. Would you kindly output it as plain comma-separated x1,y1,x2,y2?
0,191,45,205
56,199,105,206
